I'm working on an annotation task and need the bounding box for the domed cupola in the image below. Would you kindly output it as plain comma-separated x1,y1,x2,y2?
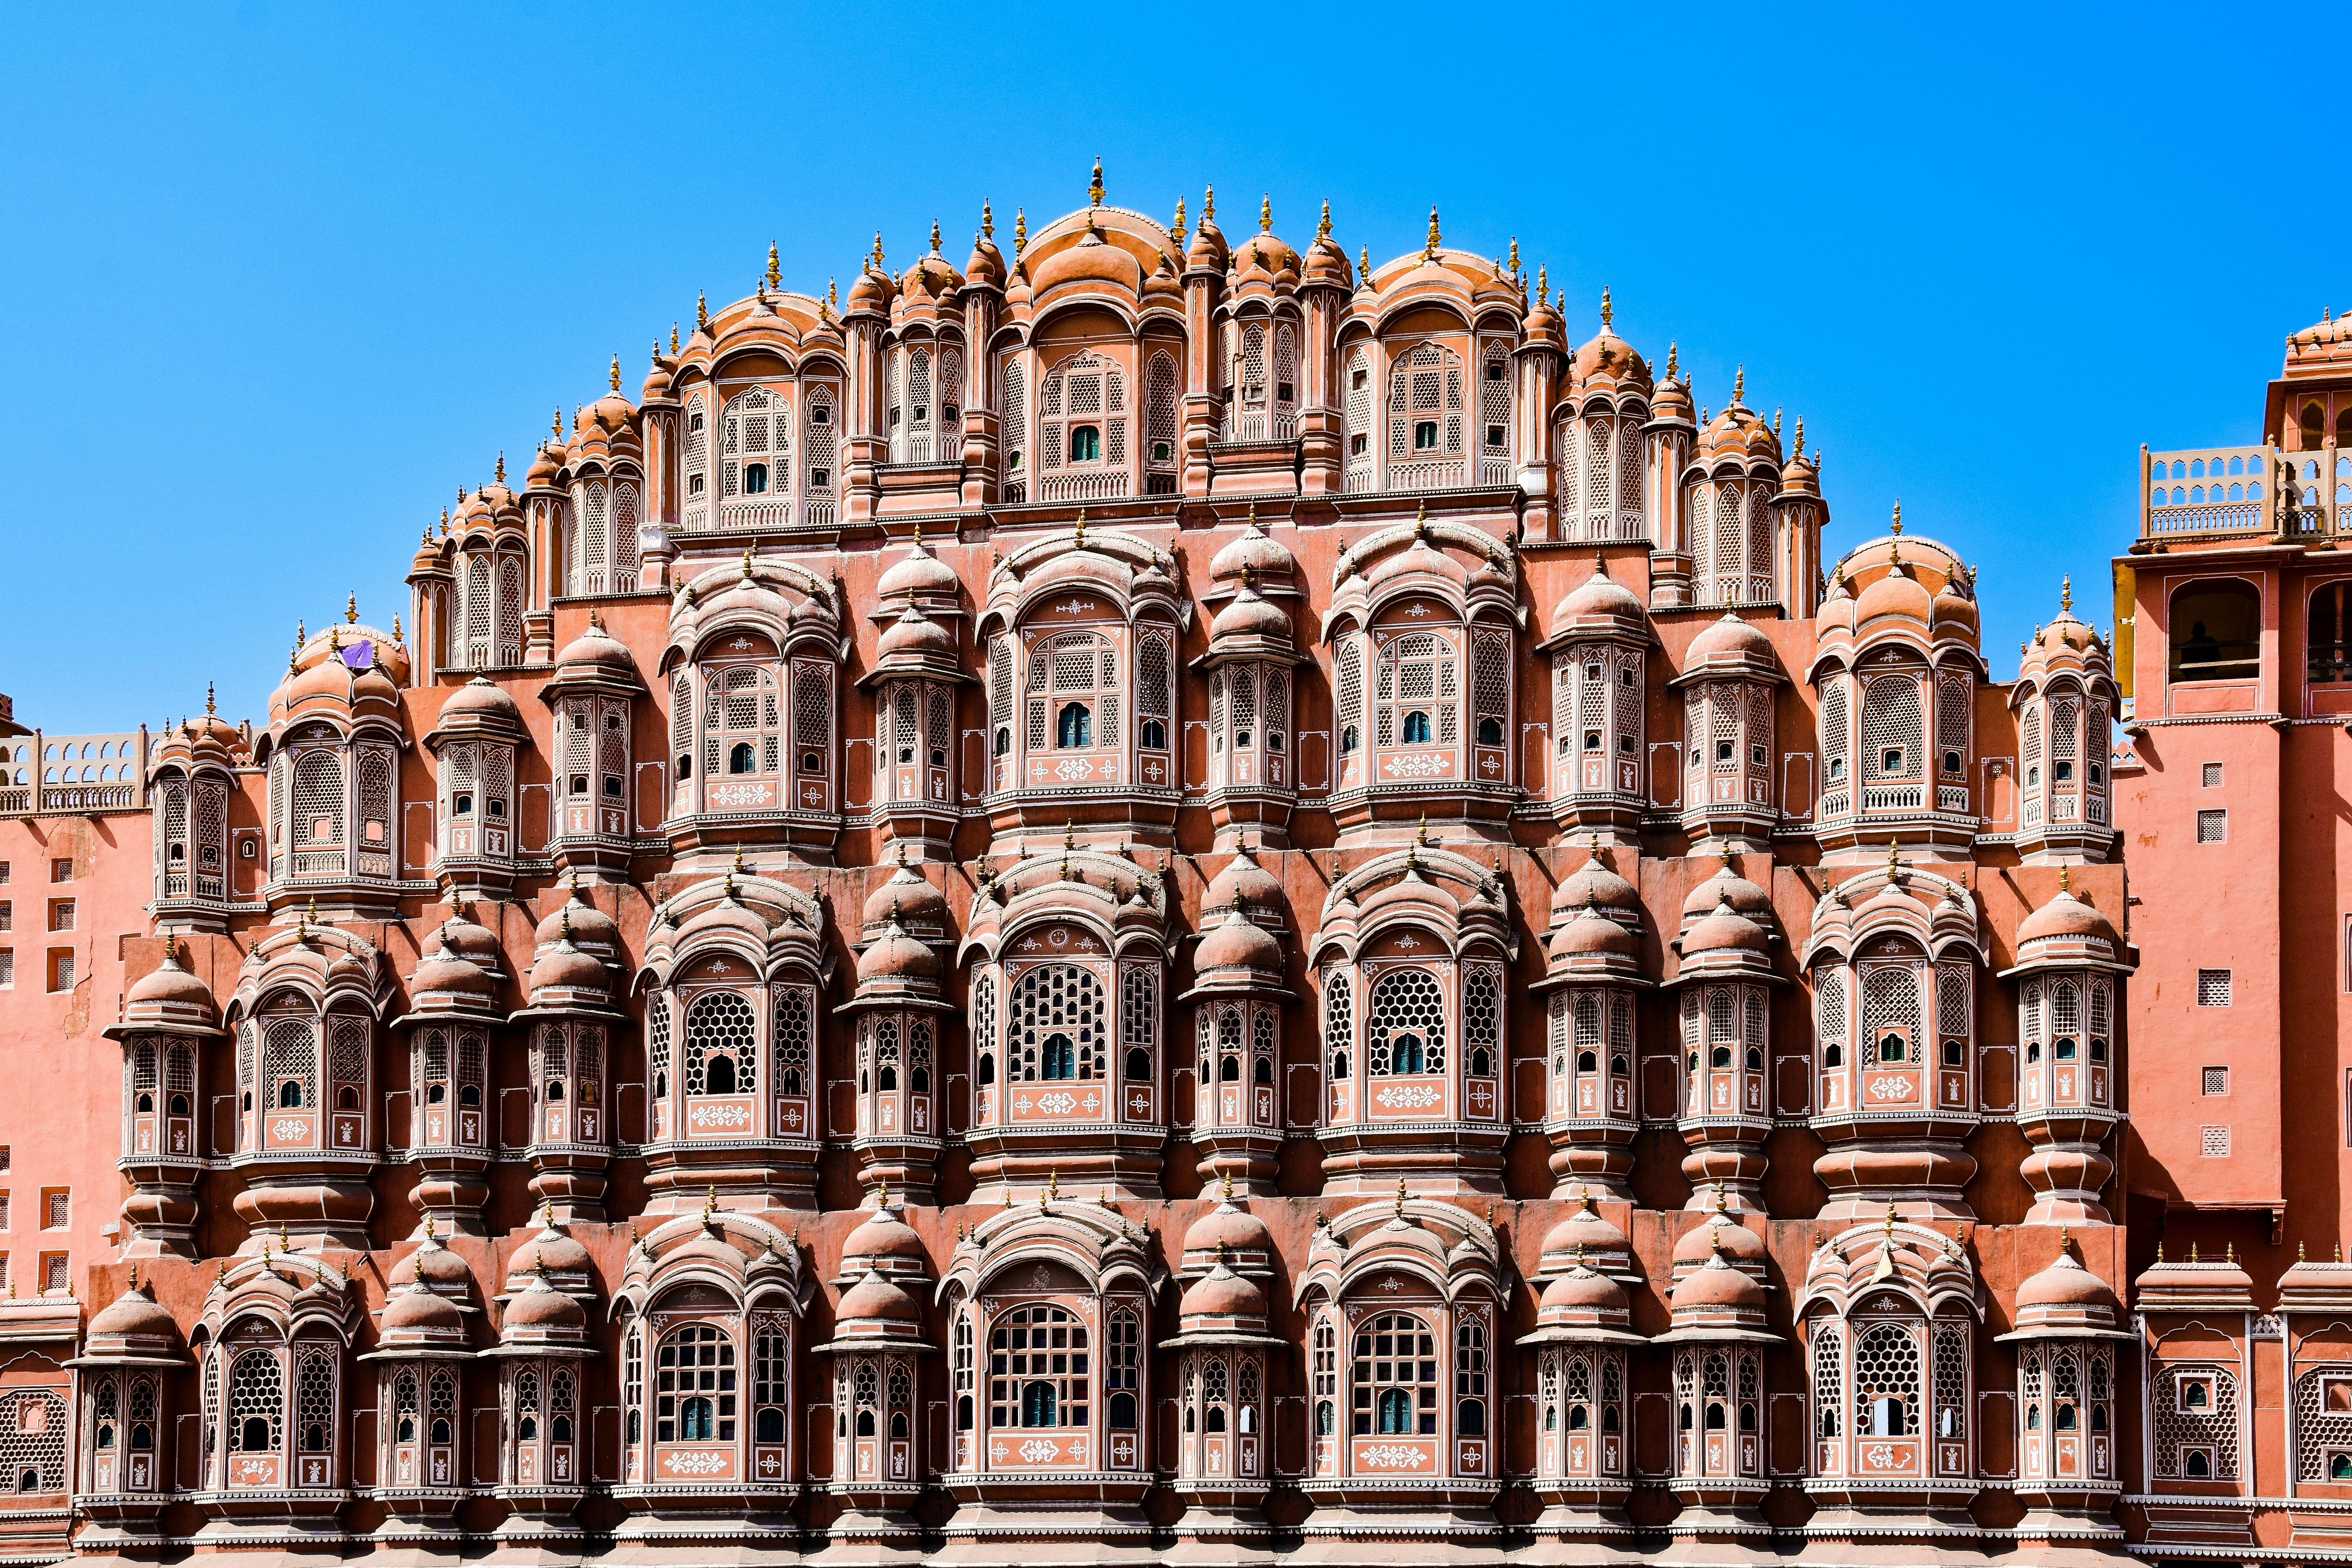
1539,557,1653,839
842,859,954,1206
2009,574,2120,866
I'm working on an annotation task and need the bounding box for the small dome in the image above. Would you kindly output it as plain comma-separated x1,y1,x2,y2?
1553,558,1645,627
2018,882,2120,947
1552,855,1639,922
862,863,948,931
1185,200,1229,271
1180,1264,1267,1322
408,946,496,1002
2016,1249,2120,1314
1550,905,1635,960
1693,400,1780,465
126,951,217,1014
1570,325,1650,390
524,443,564,490
1673,1214,1767,1270
1031,230,1144,297
1210,514,1297,584
1682,862,1772,923
1679,898,1770,958
1209,584,1291,645
1540,1194,1629,1264
838,1269,920,1325
846,266,893,316
1855,559,1935,626
1539,1262,1628,1318
529,938,607,996
965,225,1006,290
405,1234,477,1297
877,607,956,663
554,617,638,676
430,909,503,971
1365,535,1466,596
1671,1250,1768,1312
87,1281,178,1343
856,919,940,987
381,1281,465,1337
534,890,620,956
1685,612,1775,667
1204,845,1282,916
842,1205,928,1273
506,1222,591,1284
877,540,961,603
1195,906,1281,976
502,1273,587,1331
1182,1199,1274,1261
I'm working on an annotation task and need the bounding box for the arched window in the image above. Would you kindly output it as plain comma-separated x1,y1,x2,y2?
1107,1308,1141,1430
989,1305,1089,1430
2169,580,2260,684
1387,341,1464,477
1312,1316,1338,1439
1144,352,1179,488
1479,341,1512,463
803,386,837,507
705,661,779,777
1039,352,1125,479
1367,968,1445,1077
655,1323,736,1444
1009,965,1105,1083
1343,346,1374,489
1854,1320,1921,1438
1377,632,1459,753
683,393,709,514
1029,631,1121,755
724,386,789,501
1455,1319,1489,1436
1352,1312,1437,1436
227,1349,281,1455
1323,970,1352,1082
1862,673,1922,783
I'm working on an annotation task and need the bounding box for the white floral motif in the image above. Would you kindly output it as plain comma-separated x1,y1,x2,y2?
660,1448,731,1476
1018,1438,1062,1463
1035,1092,1078,1115
270,1117,307,1142
1373,1083,1443,1111
1381,753,1452,778
1867,1074,1916,1101
1356,1441,1430,1469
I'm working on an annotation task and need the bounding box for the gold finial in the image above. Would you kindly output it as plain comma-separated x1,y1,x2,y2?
2300,1239,2307,1261
1772,409,1781,437
345,593,358,625
280,1221,294,1253
696,291,709,330
1886,839,1901,882
1595,284,1612,328
766,241,781,291
1258,193,1271,233
877,1177,890,1209
982,200,994,239
1089,156,1104,208
1203,183,1216,222
1664,340,1677,378
1424,204,1441,258
2228,1242,2236,1263
1358,245,1372,285
1793,417,1806,459
1215,1239,1232,1268
2060,573,2074,613
1172,195,1187,246
205,681,216,715
1732,365,1745,404
495,451,506,485
871,231,885,270
1013,208,1027,256
1064,819,1077,851
701,1185,719,1227
1884,1201,1898,1238
1221,1169,1235,1203
1317,198,1331,241
1890,500,1903,535
1073,508,1086,548
671,322,680,354
1395,1177,1409,1219
1413,499,1427,539
1045,1169,1061,1205
929,220,941,254
2058,862,2072,895
2189,1241,2198,1261
1414,813,1430,849
607,354,621,393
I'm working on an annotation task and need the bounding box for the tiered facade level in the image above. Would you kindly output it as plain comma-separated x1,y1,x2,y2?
0,177,2155,1568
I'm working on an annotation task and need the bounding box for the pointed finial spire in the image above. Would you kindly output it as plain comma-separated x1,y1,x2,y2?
1073,508,1086,548
2058,862,2072,896
1793,416,1806,459
1732,365,1745,404
702,1185,719,1227
981,200,995,240
1424,205,1441,258
1414,812,1430,849
1089,156,1104,209
1172,195,1187,246
2060,574,2074,613
1535,264,1549,303
205,681,217,715
1256,192,1271,233
495,451,506,484
877,1176,890,1210
1413,499,1427,539
1664,340,1678,378
1013,208,1027,257
928,220,941,255
1221,1169,1235,1203
1396,1176,1409,1219
1889,500,1903,535
1597,285,1613,328
345,593,358,625
1772,409,1781,437
1316,198,1332,241
1203,183,1215,223
670,321,681,355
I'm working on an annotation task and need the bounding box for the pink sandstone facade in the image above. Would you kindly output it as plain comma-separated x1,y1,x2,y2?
0,174,2159,1567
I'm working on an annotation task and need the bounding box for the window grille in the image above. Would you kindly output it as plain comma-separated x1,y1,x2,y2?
1145,353,1178,465
582,484,608,595
1001,360,1025,474
2201,1125,2230,1156
927,689,951,757
1229,670,1256,746
1863,965,1924,1064
1480,344,1511,452
792,663,831,761
1933,1322,1967,1438
1366,968,1446,1076
1107,1308,1140,1426
971,976,996,1079
655,1324,737,1443
0,1391,65,1494
2154,1367,2238,1477
228,1350,281,1452
682,991,757,1097
1336,641,1363,753
989,1305,1090,1431
1463,965,1499,1074
754,1323,789,1411
1138,633,1171,720
1473,631,1510,742
292,751,344,849
1853,1322,1920,1436
1323,971,1352,1081
1815,968,1848,1064
615,483,640,580
1009,965,1105,1082
1121,965,1158,1074
2202,762,2223,788
1936,962,1971,1050
1862,676,1922,780
1935,676,1969,770
1618,416,1645,536
2197,969,2232,1007
622,1326,643,1445
263,1017,316,1108
684,393,708,500
329,1017,367,1098
646,995,670,1096
804,387,837,499
1455,1319,1489,1434
2197,808,2227,842
2022,705,2042,768
1812,1322,1843,1437
1352,1312,1438,1436
2202,1066,2229,1096
465,557,492,664
1274,328,1298,412
1343,347,1372,486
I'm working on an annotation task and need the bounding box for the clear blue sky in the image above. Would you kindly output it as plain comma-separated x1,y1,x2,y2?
2,3,2334,731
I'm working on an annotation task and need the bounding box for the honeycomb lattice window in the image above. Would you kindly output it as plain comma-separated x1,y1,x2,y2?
40,1254,67,1293
1462,965,1500,1076
771,988,812,1099
1852,1321,1921,1437
1820,677,1849,782
1323,971,1353,1081
1862,675,1923,781
1862,964,1924,1065
227,1349,281,1452
2290,1367,2352,1479
1366,967,1446,1077
0,1391,65,1492
262,1017,316,1109
1811,1321,1844,1437
682,991,757,1098
2203,1066,2229,1096
2201,1125,2230,1157
2197,809,2227,843
2197,969,2232,1007
2153,1366,2238,1478
1932,1321,1968,1438
2202,762,2223,788
646,996,671,1097
1009,965,1105,1083
1120,965,1158,1080
1336,642,1363,754
291,750,344,848
1935,676,1970,772
970,976,995,1082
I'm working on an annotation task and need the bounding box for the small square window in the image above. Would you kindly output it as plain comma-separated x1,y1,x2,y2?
2201,762,2223,788
0,1192,10,1229
0,1256,9,1292
39,1252,67,1294
0,950,13,989
2200,1125,2231,1157
47,950,73,993
0,903,11,933
0,863,10,886
47,900,72,933
2197,809,2228,843
2202,1066,2229,1096
49,859,71,884
2178,1375,2215,1412
40,1191,66,1230
2327,1376,2352,1414
2198,969,2232,1007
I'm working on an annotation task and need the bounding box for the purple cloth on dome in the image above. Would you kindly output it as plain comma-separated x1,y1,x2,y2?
341,639,374,669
